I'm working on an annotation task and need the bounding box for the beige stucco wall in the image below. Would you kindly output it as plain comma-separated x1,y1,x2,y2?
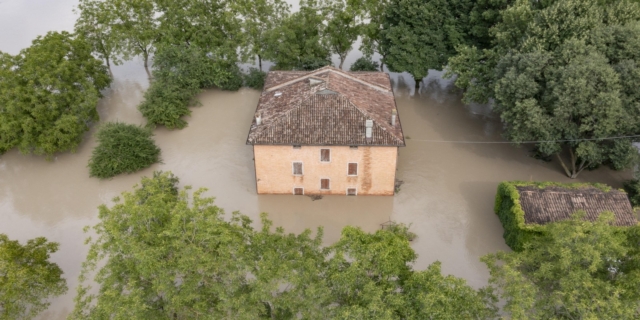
253,145,398,195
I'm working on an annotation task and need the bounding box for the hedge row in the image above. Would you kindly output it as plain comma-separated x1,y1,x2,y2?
494,181,619,251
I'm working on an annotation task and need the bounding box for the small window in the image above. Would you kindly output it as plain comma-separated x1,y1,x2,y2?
347,188,357,196
350,146,358,150
321,179,330,190
293,162,303,175
294,187,304,195
320,149,330,162
293,145,301,149
348,163,358,176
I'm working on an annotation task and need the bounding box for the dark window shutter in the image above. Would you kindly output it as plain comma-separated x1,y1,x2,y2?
293,162,303,175
321,149,330,162
347,188,356,195
348,163,358,175
321,179,330,189
294,188,303,195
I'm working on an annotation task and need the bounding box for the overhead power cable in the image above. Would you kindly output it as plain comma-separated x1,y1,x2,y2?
407,134,640,144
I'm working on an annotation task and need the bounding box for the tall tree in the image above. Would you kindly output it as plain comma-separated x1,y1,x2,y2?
0,234,67,320
263,0,331,70
75,0,121,75
325,0,360,69
72,171,498,319
112,0,159,76
381,0,473,88
483,213,640,319
348,0,392,71
0,32,111,158
449,0,640,178
234,0,290,71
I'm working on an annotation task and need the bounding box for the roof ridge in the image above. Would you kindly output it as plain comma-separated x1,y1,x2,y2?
265,68,390,94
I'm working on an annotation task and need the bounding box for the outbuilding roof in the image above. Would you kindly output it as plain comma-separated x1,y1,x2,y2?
516,186,637,226
246,66,405,146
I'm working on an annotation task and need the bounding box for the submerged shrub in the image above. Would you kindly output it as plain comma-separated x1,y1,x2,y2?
242,67,267,89
624,179,640,207
349,57,380,71
88,122,161,179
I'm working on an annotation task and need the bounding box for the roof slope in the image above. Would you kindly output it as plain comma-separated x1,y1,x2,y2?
516,186,637,226
246,66,405,146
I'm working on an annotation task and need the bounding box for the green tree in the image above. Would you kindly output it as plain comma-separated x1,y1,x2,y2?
350,56,380,71
138,45,242,129
263,0,331,70
0,234,67,320
0,32,111,158
72,171,498,319
483,213,640,319
75,0,122,75
325,0,360,69
348,0,391,71
448,0,640,178
112,0,159,76
234,0,290,71
88,122,161,179
381,0,473,88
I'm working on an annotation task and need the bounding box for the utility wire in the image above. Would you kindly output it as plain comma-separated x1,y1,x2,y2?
407,134,640,144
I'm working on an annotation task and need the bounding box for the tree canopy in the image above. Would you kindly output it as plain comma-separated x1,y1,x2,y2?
483,212,640,319
0,31,111,158
448,0,640,178
71,171,497,319
0,234,67,320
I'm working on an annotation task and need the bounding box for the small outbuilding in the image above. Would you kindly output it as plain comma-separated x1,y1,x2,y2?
495,181,638,250
245,66,405,196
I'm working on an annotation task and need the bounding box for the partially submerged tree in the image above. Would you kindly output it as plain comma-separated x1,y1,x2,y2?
325,0,360,69
381,0,472,88
88,122,161,179
75,0,122,75
234,0,290,70
112,0,159,76
349,56,380,71
348,0,392,71
448,0,640,178
0,234,67,320
72,171,498,319
483,212,640,319
0,32,111,158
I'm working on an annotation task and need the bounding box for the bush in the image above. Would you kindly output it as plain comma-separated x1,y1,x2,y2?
297,57,331,71
139,45,243,129
243,67,267,89
495,181,617,251
88,122,161,179
349,57,380,71
624,179,640,207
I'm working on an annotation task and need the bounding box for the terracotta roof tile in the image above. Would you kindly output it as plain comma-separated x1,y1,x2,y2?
516,186,637,226
247,66,405,146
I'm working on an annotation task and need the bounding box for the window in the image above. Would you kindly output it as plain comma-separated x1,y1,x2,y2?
320,149,330,162
348,163,358,176
293,162,303,175
294,187,304,195
321,179,330,190
347,188,357,196
293,145,301,149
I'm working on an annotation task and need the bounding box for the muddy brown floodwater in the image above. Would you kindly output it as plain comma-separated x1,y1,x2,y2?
0,2,634,319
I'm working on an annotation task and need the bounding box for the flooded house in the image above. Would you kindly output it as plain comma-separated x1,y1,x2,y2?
246,66,405,195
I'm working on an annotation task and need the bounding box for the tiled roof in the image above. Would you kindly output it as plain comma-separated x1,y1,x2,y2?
246,66,405,146
516,186,637,226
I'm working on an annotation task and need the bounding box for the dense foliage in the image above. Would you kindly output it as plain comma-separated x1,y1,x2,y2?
493,181,628,251
349,56,380,71
624,178,640,207
88,122,161,178
0,31,111,158
484,213,640,319
242,67,267,89
448,0,640,178
0,234,67,320
71,171,497,319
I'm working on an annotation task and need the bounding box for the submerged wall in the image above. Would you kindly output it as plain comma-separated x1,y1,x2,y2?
253,145,398,195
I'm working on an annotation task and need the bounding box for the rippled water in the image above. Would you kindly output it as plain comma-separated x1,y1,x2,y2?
0,1,633,319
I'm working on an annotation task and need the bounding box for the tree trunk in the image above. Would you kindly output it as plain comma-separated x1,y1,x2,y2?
414,77,421,89
105,57,113,77
339,56,345,70
143,52,151,80
556,148,587,179
380,58,385,72
258,54,262,71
